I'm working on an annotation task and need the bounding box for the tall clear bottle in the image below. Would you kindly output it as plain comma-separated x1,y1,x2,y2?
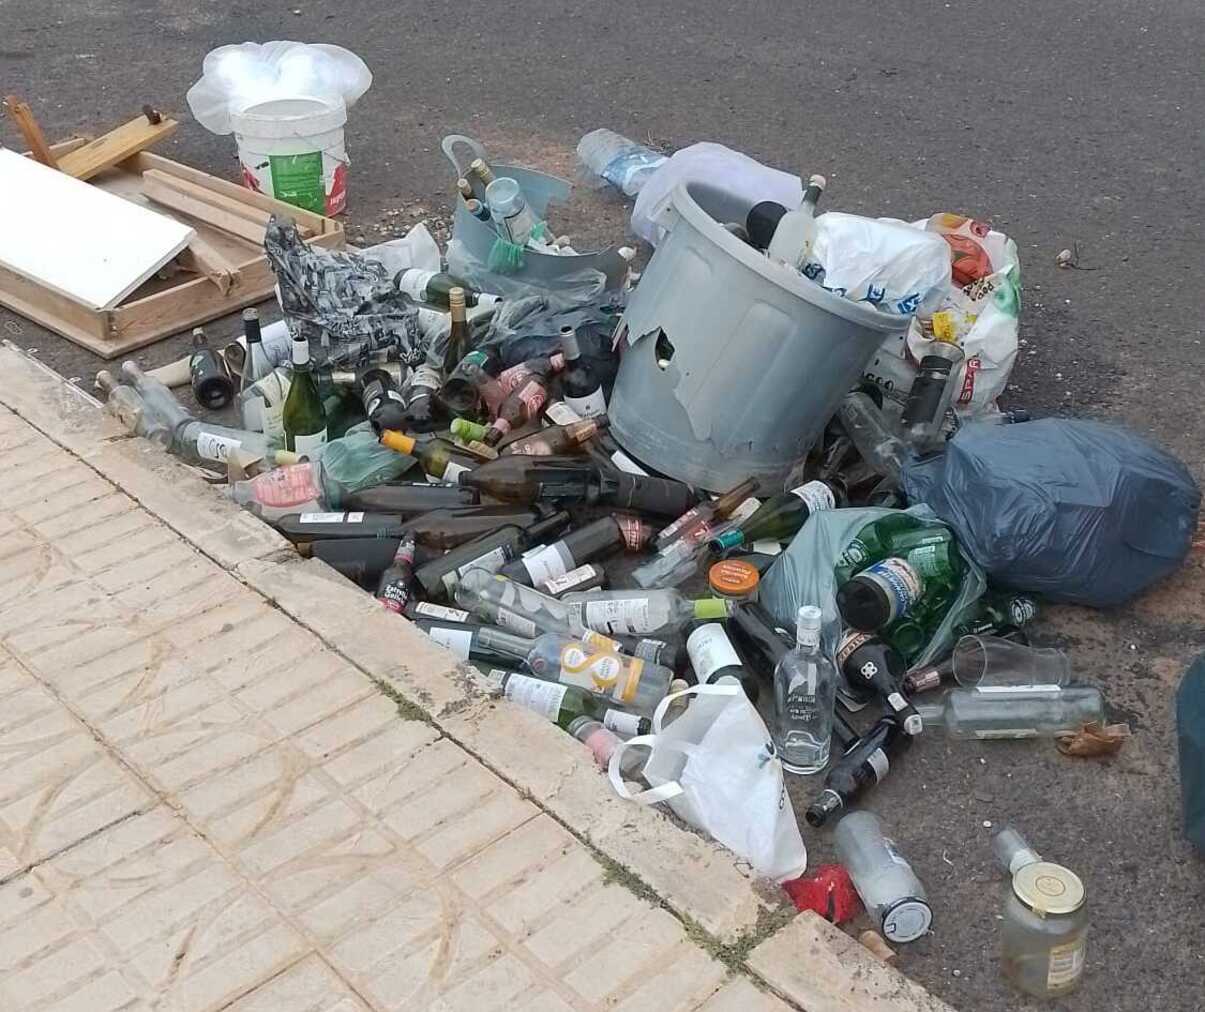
773,605,836,774
766,174,826,270
915,686,1106,739
282,336,328,456
95,370,172,448
239,308,274,431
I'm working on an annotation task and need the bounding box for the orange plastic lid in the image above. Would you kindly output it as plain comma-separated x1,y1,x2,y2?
709,559,759,597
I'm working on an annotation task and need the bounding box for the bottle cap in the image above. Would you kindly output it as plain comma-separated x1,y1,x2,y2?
797,605,823,631
380,430,416,455
559,325,581,360
881,897,932,943
708,560,759,599
693,597,733,621
711,528,745,552
1011,862,1085,917
448,286,467,311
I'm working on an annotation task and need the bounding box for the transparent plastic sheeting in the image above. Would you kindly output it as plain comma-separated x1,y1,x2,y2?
187,41,372,135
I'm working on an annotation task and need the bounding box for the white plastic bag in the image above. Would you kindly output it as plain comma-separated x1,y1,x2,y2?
608,683,807,883
632,142,804,247
187,41,372,135
862,214,1021,417
803,212,951,317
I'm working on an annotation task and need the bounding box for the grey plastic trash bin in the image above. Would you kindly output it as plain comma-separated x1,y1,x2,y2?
609,181,909,492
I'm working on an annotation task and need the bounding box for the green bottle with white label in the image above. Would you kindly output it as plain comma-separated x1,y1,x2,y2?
712,479,839,551
499,671,651,736
282,336,327,455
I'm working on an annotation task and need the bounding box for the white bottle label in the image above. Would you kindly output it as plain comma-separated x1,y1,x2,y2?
541,564,598,596
729,497,762,524
521,543,571,586
442,545,510,592
545,401,583,425
862,558,923,622
241,395,266,432
752,539,783,556
299,512,349,524
581,598,652,635
261,398,286,444
427,626,473,659
610,449,649,476
504,674,567,721
564,387,607,419
414,602,471,622
293,429,328,456
396,268,435,301
196,432,242,463
496,608,538,638
443,461,471,481
1046,939,1085,989
686,624,741,682
603,710,642,737
790,480,836,515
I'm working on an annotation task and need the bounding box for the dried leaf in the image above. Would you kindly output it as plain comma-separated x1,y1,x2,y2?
1055,721,1132,757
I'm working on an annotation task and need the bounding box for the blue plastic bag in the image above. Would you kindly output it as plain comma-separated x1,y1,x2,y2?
903,419,1199,607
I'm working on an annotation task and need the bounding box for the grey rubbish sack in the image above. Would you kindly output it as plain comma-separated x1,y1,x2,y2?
902,419,1200,607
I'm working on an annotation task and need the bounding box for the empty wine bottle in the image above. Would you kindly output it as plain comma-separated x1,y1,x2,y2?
275,511,405,545
442,287,471,376
805,715,912,827
565,588,731,639
499,514,653,586
766,174,826,270
484,358,557,445
502,417,610,457
402,363,442,432
380,430,477,482
376,534,418,613
712,479,839,552
340,481,478,515
915,686,1106,739
395,268,501,309
500,671,653,733
310,537,401,587
119,360,192,435
686,622,760,703
569,716,648,776
836,630,923,734
414,512,570,597
441,350,504,419
540,563,606,597
239,308,274,430
559,325,607,418
497,353,565,395
836,391,913,485
522,633,673,716
95,371,172,448
282,336,327,456
402,505,556,551
189,327,234,409
654,477,760,551
361,367,409,434
414,616,532,666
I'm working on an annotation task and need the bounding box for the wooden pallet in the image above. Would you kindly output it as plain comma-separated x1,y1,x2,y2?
1,137,344,359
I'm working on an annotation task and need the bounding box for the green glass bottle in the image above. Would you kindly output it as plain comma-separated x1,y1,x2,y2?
500,671,650,736
443,287,470,375
282,336,327,455
713,479,838,551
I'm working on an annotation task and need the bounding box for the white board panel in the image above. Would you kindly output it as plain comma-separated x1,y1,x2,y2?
0,148,195,310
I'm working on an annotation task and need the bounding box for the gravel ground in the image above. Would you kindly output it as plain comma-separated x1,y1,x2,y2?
1,2,1203,1009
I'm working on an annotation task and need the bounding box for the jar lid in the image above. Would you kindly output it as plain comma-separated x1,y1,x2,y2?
881,897,932,942
709,559,759,597
1012,862,1085,916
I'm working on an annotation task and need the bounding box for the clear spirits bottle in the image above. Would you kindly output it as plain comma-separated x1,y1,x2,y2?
773,605,836,774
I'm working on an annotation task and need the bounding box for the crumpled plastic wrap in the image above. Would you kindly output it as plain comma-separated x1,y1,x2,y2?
187,41,372,135
264,216,426,365
903,419,1201,606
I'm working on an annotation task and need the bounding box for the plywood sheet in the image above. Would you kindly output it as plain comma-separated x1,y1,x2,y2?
0,148,194,310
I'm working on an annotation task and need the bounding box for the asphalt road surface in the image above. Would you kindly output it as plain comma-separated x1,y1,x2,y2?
1,3,1203,1010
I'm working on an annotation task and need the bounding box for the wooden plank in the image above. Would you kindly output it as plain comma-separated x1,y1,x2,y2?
55,113,178,181
124,151,340,239
177,237,240,295
0,261,110,350
4,96,58,167
141,172,267,245
46,136,90,157
141,167,315,238
747,912,957,1012
0,148,195,311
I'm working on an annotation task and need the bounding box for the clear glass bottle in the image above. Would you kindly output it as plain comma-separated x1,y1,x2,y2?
834,811,932,944
772,605,837,774
95,370,172,448
561,588,731,637
766,174,826,270
915,686,1106,739
993,827,1088,1000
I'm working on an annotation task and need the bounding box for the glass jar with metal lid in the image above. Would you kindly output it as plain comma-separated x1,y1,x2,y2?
708,559,760,602
994,826,1088,998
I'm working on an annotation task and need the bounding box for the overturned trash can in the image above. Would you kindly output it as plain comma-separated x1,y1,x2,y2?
609,181,907,491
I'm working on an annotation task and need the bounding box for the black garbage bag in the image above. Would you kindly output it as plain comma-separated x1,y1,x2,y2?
264,216,426,366
1178,656,1205,853
902,418,1200,606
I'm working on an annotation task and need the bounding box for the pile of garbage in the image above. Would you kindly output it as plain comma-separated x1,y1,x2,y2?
99,121,1200,1002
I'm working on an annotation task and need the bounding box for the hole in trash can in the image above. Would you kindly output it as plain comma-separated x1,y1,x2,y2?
654,330,675,370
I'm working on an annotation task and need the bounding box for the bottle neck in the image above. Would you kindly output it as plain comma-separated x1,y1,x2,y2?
560,329,582,363
291,339,311,370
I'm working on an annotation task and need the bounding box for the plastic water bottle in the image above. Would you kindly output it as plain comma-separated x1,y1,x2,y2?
576,129,667,196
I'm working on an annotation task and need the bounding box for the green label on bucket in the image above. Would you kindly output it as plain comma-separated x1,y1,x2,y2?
268,152,325,213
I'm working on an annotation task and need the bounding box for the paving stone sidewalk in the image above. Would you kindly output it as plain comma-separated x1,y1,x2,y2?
0,345,954,1012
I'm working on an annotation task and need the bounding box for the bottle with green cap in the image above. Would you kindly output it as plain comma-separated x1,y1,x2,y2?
993,825,1088,998
712,479,840,553
561,588,732,638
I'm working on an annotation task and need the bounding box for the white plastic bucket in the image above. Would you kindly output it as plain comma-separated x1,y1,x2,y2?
230,97,349,216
